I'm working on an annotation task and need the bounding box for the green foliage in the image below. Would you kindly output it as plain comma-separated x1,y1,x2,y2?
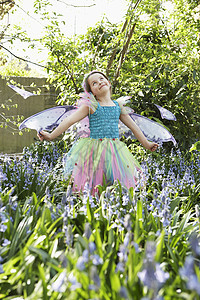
190,141,200,152
0,59,41,77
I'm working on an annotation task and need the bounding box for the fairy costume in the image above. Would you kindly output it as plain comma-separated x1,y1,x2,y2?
19,81,177,194
63,93,143,193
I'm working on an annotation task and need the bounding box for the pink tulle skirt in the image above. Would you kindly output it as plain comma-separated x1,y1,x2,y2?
63,138,143,194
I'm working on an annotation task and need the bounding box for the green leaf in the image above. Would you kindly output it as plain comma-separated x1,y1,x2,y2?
38,265,48,300
134,199,143,242
189,141,200,152
155,230,165,262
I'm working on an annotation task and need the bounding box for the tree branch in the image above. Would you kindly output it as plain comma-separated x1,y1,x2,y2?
56,55,80,94
0,44,64,74
106,0,141,77
114,22,136,84
1,44,80,93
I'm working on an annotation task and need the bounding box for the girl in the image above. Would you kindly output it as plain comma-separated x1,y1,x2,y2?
38,70,158,193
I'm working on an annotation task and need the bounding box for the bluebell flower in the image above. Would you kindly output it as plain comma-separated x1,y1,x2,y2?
119,286,128,299
76,256,86,271
2,239,11,247
84,223,91,240
83,182,92,204
138,261,169,291
89,242,96,253
51,270,66,292
122,192,130,206
124,214,132,231
68,273,81,291
90,265,100,288
89,284,97,291
0,222,7,232
124,232,130,248
180,255,200,295
115,261,125,272
79,205,87,215
138,242,169,291
133,241,140,253
0,171,7,181
0,264,4,274
64,224,73,247
91,254,103,266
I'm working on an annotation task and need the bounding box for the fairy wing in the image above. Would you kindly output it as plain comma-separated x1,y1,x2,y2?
154,104,177,121
19,105,76,132
8,84,36,99
119,113,177,146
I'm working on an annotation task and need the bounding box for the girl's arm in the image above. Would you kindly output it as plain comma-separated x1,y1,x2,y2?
38,105,89,141
120,114,158,152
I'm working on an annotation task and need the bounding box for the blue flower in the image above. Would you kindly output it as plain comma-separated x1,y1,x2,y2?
84,223,91,240
2,239,11,247
51,270,66,292
90,265,100,288
189,233,200,256
0,224,7,232
89,242,96,253
76,256,86,271
68,273,82,291
138,242,169,291
180,255,200,295
124,214,132,231
119,286,128,299
92,254,103,266
0,264,4,274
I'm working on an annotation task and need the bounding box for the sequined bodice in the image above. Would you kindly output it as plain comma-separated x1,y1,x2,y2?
89,101,121,139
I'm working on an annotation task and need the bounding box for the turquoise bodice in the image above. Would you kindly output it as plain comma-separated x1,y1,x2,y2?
89,101,121,139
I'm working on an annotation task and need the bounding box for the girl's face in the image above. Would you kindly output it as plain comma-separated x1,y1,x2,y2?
87,73,111,97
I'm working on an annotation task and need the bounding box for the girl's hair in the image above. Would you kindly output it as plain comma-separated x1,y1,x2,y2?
83,70,110,93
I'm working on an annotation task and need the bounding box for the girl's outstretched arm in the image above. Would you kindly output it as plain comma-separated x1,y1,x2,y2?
120,114,158,152
38,105,89,141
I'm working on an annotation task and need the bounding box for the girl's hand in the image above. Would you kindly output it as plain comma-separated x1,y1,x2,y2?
146,141,159,152
37,130,52,141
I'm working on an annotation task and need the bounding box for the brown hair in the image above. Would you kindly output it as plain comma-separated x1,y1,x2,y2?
83,70,110,93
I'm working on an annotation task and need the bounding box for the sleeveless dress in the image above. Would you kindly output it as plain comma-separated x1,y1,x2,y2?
63,95,143,194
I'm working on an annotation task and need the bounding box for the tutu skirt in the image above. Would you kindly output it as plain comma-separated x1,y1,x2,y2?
63,138,143,193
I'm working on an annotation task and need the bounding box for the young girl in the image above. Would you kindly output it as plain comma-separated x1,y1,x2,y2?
38,71,158,193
